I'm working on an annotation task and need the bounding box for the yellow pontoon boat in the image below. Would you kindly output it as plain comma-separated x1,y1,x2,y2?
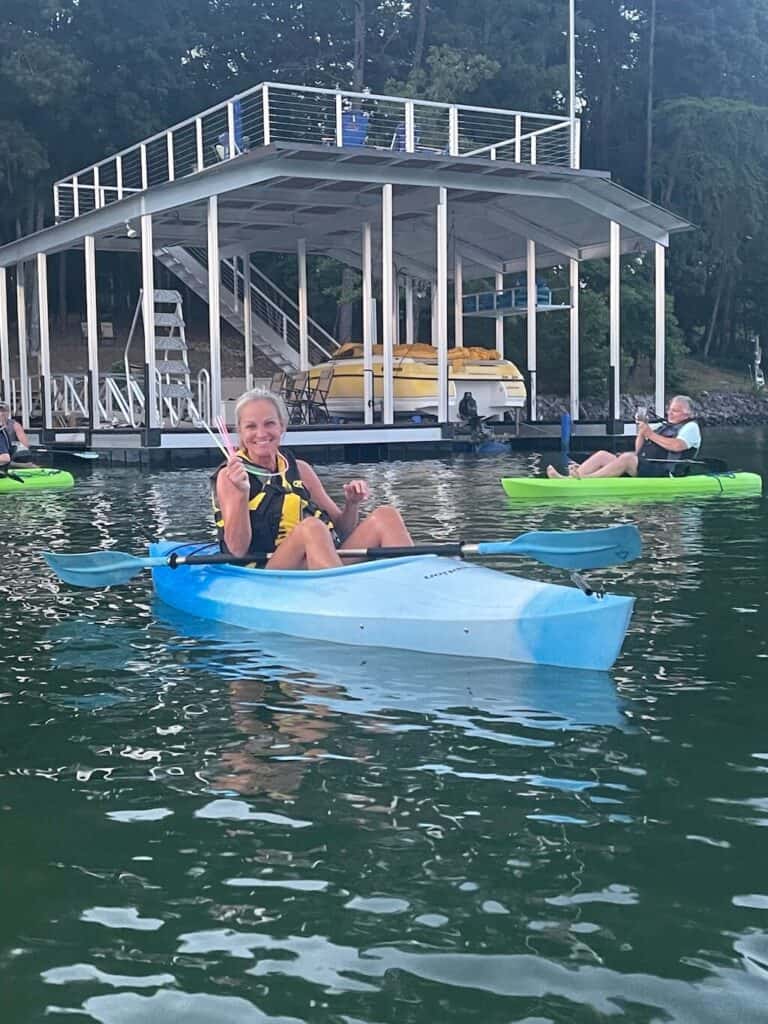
309,343,526,421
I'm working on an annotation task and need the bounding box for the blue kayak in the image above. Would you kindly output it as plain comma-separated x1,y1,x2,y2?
150,541,634,671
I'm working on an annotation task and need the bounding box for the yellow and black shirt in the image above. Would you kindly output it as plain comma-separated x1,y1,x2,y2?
212,448,336,561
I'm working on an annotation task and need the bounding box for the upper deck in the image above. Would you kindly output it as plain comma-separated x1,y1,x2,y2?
53,81,575,221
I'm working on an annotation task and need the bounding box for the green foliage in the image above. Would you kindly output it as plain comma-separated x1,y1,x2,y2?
3,0,768,387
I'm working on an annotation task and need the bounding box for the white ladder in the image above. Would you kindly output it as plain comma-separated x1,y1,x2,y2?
125,289,204,426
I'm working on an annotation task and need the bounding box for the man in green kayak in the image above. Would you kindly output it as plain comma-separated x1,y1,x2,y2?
213,389,414,569
546,395,702,479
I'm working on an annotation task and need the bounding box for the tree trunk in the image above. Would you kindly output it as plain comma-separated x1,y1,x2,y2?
338,267,356,342
702,273,725,358
644,0,656,199
413,0,428,71
353,0,366,90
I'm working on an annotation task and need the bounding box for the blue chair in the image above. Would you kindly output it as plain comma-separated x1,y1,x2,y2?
215,99,250,160
341,110,369,146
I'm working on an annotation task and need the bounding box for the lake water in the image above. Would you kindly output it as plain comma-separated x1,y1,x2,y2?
2,428,768,1022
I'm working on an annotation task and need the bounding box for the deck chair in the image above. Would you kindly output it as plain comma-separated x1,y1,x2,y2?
341,110,369,147
269,370,285,394
284,370,309,423
215,99,250,160
307,367,333,423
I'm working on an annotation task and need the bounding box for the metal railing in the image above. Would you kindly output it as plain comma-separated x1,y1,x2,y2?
53,82,576,221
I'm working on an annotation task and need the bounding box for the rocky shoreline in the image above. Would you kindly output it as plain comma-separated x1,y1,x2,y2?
537,391,768,426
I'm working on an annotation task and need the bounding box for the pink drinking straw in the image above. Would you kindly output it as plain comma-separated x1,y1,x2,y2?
215,415,238,459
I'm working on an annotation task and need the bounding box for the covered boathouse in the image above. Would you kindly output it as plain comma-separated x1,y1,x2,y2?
0,81,689,463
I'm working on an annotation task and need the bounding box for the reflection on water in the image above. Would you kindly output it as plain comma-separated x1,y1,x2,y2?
2,430,768,1022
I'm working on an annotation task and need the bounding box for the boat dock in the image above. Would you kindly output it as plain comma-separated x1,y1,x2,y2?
26,419,637,468
0,81,688,455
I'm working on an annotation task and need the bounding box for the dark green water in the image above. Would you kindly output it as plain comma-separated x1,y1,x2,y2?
2,428,768,1023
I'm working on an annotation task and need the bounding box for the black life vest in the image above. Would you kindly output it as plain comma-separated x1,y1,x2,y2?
637,419,699,476
211,448,335,559
1,419,19,455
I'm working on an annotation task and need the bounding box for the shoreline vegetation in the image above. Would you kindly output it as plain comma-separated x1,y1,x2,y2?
537,392,768,427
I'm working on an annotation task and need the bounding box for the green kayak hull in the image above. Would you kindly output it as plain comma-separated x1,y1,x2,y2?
501,472,763,503
0,467,75,494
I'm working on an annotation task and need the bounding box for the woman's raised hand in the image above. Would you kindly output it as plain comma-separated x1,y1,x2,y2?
223,454,250,495
342,479,370,506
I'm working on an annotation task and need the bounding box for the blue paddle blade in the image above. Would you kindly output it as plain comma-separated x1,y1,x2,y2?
43,550,165,588
476,524,641,570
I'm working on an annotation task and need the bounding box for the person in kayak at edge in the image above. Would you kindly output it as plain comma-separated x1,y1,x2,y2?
0,401,34,463
213,388,415,569
546,395,701,479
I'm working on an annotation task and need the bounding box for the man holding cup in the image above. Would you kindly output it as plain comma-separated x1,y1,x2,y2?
546,396,701,479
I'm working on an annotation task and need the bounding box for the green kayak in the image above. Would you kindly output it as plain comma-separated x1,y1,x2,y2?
501,471,763,503
0,467,75,494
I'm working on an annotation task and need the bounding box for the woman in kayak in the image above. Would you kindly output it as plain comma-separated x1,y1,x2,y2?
213,389,414,569
546,395,701,479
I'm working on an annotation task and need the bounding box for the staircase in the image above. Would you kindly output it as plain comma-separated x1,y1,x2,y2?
156,247,337,372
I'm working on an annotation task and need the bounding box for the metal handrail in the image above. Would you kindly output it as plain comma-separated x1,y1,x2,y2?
196,369,211,424
186,247,335,363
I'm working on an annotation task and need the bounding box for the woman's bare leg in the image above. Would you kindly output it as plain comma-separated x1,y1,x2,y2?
340,505,413,553
267,517,343,570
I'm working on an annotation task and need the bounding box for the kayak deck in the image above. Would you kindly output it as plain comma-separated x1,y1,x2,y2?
501,471,763,502
0,467,75,494
150,541,634,671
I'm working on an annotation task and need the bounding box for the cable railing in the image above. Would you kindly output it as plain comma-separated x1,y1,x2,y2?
53,82,576,221
185,247,336,364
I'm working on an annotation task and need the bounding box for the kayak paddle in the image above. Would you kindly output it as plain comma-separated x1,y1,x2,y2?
34,447,99,460
43,524,641,588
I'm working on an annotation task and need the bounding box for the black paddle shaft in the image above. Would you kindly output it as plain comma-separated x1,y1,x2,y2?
168,544,466,568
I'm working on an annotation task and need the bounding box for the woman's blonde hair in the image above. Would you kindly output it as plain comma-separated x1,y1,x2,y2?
234,388,289,429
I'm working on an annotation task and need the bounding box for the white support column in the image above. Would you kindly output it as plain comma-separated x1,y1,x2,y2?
262,85,271,146
207,196,222,422
405,277,415,344
381,184,394,424
655,242,666,416
140,144,148,191
297,238,309,371
227,101,237,159
335,93,344,147
243,252,253,390
195,118,204,172
454,252,464,349
609,220,621,423
436,187,449,423
16,264,30,428
140,215,158,428
526,240,537,421
362,222,374,424
430,282,438,347
495,271,504,356
36,252,52,430
84,236,100,430
569,258,580,421
0,268,10,403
